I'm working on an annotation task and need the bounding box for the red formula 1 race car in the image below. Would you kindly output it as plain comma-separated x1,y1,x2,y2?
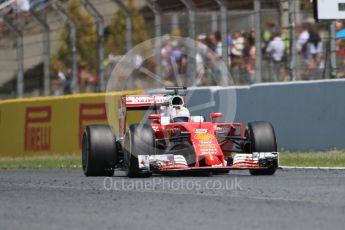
82,87,279,177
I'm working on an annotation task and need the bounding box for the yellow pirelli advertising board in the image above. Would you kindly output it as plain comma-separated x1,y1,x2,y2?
0,91,143,157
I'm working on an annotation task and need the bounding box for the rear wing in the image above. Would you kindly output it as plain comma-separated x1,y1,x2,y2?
122,94,167,110
118,88,187,138
121,86,187,110
118,94,168,138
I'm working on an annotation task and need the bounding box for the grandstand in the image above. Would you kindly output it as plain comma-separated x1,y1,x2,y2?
0,0,344,98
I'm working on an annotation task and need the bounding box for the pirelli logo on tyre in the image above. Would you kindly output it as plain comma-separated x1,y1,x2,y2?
25,106,52,152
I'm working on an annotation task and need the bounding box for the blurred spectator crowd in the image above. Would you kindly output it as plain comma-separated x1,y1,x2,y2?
1,1,345,93
60,19,345,94
121,20,344,88
157,22,343,87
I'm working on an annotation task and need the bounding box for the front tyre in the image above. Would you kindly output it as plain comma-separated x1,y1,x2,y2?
246,121,278,176
124,124,154,178
82,125,117,176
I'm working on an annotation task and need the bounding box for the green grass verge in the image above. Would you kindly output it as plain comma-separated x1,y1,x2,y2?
0,151,344,170
279,150,345,167
0,155,81,170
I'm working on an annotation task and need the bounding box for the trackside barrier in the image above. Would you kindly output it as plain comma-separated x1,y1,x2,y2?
1,79,344,156
186,86,222,117
0,91,142,157
187,79,345,151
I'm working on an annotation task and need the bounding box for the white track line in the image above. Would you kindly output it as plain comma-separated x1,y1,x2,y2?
281,166,345,170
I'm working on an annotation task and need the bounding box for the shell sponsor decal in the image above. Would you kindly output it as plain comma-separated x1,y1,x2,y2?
194,133,213,141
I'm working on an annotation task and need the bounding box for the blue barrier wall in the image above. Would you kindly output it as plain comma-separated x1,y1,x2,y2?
187,79,345,151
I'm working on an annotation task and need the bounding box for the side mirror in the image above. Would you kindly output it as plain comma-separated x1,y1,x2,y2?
210,112,224,121
148,114,161,120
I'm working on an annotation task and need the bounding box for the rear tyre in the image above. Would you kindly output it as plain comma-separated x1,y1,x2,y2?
82,125,117,176
124,124,154,178
246,121,277,176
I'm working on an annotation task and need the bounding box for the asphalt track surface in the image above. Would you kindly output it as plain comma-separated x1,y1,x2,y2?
1,169,345,230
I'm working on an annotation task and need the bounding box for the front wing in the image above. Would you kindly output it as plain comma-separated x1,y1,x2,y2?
137,152,279,173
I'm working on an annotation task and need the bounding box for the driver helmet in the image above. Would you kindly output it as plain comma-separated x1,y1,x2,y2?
169,95,184,109
169,96,190,122
160,95,184,116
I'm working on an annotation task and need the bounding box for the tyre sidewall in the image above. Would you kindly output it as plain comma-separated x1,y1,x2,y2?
247,121,277,176
82,125,116,176
124,124,154,177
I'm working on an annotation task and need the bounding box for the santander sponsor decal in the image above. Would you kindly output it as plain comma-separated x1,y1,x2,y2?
195,129,207,134
126,95,166,105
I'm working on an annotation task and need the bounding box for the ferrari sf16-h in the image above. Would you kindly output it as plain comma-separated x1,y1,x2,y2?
82,87,279,177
